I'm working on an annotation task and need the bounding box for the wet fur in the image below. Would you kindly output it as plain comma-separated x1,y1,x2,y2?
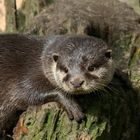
0,34,114,132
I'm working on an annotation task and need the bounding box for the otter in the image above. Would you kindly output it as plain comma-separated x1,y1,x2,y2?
0,34,114,133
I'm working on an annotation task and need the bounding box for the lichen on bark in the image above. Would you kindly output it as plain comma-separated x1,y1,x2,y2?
13,76,139,140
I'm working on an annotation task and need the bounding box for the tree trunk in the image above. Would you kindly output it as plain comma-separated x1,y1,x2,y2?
13,78,140,140
2,0,140,140
5,0,17,32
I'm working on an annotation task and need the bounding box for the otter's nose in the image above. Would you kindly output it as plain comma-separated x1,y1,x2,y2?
70,79,85,88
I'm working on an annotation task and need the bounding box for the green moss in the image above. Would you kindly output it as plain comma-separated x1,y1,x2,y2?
16,10,26,32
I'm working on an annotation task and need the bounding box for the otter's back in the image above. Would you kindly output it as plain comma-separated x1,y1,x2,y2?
0,34,44,75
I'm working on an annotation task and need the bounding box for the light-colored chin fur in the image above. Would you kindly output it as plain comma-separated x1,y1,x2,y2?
51,59,115,94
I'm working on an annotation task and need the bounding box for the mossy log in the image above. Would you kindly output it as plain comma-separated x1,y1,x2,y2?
2,0,140,140
13,74,139,140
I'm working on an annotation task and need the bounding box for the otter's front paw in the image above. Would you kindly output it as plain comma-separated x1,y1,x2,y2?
64,101,85,122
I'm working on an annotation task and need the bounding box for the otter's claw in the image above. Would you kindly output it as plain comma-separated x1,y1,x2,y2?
64,100,85,122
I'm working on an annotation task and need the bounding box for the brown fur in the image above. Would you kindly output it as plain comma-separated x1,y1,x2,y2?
0,34,114,133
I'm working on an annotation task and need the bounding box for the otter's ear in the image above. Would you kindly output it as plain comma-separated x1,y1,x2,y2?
105,49,112,59
52,53,59,62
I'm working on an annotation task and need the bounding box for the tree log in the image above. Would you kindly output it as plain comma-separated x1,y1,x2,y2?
13,75,140,140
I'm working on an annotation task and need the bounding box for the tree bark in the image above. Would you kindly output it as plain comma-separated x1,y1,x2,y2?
5,0,17,32
13,75,140,140
2,0,140,140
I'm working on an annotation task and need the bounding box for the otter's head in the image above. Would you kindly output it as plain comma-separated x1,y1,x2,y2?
42,36,114,94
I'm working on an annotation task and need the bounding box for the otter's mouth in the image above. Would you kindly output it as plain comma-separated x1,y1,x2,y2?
73,89,84,93
66,88,94,95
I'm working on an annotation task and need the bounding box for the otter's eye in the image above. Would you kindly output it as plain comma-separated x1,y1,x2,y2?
63,67,68,73
53,54,59,62
88,65,97,71
59,65,68,73
105,50,112,59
